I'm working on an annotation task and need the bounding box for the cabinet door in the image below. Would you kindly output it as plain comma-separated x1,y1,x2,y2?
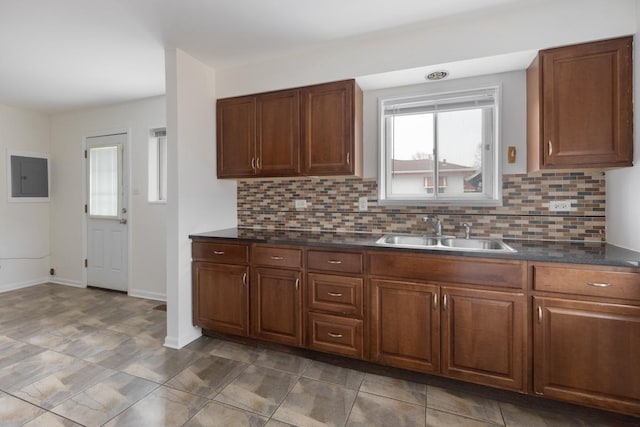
256,90,300,176
301,80,355,175
534,297,640,415
192,262,249,336
251,267,303,346
540,37,632,168
370,278,440,373
216,96,256,178
441,287,526,392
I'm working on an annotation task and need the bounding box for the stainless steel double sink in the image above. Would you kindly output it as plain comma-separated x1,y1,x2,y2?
375,234,516,253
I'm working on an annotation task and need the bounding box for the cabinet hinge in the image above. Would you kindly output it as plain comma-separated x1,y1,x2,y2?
84,149,87,159
84,204,87,214
84,259,88,268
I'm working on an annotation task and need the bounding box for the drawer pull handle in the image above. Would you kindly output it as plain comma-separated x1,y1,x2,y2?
295,278,300,290
548,140,553,156
587,282,611,288
271,256,285,260
443,294,448,311
212,251,225,255
538,306,543,324
327,292,343,297
328,332,343,338
242,273,247,286
327,260,342,264
433,293,438,310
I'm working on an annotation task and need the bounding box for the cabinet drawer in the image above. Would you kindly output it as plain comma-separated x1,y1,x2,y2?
307,250,363,274
253,246,302,269
533,264,640,301
308,273,363,316
307,312,363,358
369,251,525,289
192,241,249,264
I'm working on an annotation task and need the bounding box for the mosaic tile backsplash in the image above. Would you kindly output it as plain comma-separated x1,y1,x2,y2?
237,171,606,242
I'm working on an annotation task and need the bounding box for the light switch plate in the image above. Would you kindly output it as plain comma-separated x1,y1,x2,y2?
294,199,307,209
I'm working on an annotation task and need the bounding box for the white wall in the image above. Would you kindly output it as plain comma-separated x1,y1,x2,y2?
0,105,50,291
164,48,237,349
216,0,636,99
606,1,640,251
49,96,168,298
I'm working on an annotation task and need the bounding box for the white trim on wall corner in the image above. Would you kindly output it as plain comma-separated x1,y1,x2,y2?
164,328,201,350
0,277,50,293
128,289,166,302
164,336,181,349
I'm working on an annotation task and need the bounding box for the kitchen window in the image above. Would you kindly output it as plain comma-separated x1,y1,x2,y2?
379,86,501,206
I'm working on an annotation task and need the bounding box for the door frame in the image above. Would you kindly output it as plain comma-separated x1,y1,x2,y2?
82,128,133,291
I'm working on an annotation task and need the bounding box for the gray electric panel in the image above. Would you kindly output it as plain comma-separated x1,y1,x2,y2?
11,155,49,198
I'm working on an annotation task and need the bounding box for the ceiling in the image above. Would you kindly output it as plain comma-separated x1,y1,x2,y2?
0,0,538,112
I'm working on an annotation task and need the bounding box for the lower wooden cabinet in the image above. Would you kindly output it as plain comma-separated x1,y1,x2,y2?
192,261,249,336
533,297,640,415
251,266,303,346
191,239,640,416
370,279,526,392
370,278,441,374
442,287,526,391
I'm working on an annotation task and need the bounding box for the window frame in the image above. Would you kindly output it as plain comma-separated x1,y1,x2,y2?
148,127,167,204
378,85,502,207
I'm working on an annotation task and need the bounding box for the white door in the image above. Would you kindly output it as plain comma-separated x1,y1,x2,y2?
86,133,128,292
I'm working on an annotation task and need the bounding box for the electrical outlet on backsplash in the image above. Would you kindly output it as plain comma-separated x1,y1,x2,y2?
237,171,606,242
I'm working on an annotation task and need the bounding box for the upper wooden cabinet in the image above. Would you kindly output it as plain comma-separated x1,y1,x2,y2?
301,80,362,176
216,96,256,178
216,79,362,178
527,36,633,171
217,90,300,178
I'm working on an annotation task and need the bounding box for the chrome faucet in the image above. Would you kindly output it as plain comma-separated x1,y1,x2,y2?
422,215,443,236
462,223,471,239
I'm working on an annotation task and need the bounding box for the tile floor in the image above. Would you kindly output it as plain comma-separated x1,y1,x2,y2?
0,283,638,427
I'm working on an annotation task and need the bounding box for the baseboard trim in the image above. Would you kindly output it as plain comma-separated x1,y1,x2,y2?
128,288,166,302
0,277,49,293
49,277,86,288
164,336,181,349
164,328,201,349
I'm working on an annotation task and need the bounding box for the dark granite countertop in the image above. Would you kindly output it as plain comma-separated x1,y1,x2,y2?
190,227,640,269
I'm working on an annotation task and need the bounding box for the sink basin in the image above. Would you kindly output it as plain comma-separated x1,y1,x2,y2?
440,238,507,250
377,235,438,246
375,234,516,253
